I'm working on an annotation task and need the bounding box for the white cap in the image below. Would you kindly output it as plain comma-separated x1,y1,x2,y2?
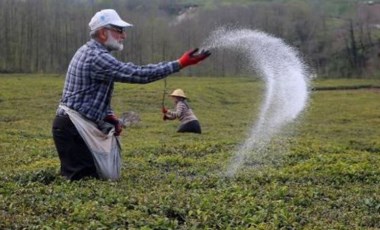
89,9,133,31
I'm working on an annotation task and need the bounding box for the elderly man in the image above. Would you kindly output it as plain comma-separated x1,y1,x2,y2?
52,9,210,180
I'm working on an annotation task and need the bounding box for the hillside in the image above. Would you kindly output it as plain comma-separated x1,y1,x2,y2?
157,0,373,17
1,0,380,77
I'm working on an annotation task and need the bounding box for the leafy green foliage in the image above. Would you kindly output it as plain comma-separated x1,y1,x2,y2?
0,75,379,228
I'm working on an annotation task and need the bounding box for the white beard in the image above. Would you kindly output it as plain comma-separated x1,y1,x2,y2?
104,31,124,51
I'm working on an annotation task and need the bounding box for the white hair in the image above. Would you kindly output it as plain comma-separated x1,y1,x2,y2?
90,29,100,38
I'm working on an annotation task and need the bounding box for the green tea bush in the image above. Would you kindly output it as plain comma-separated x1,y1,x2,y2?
0,75,379,228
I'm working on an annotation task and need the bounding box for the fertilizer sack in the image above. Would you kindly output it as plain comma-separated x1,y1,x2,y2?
59,105,122,180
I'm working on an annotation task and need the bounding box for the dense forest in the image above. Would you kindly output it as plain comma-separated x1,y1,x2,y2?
1,0,380,78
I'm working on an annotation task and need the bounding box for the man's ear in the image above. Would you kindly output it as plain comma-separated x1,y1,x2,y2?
98,28,108,42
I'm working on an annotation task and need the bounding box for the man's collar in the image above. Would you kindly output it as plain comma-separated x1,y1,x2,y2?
88,39,109,52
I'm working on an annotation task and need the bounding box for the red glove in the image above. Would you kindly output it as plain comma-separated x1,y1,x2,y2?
178,48,211,68
162,107,168,113
104,114,122,136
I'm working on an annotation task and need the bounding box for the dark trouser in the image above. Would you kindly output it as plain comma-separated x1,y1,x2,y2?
52,115,99,180
177,120,202,134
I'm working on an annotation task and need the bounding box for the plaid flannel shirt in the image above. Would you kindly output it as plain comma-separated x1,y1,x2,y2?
57,39,180,122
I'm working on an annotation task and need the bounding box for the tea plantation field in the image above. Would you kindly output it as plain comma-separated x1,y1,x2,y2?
0,74,379,229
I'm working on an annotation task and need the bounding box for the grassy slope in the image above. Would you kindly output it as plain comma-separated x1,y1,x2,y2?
0,75,379,229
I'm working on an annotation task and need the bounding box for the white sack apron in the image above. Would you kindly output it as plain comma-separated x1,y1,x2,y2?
59,105,121,180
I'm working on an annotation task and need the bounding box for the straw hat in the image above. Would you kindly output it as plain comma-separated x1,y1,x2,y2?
170,89,187,98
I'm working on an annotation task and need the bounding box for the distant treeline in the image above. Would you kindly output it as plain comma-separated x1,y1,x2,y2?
1,0,379,78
